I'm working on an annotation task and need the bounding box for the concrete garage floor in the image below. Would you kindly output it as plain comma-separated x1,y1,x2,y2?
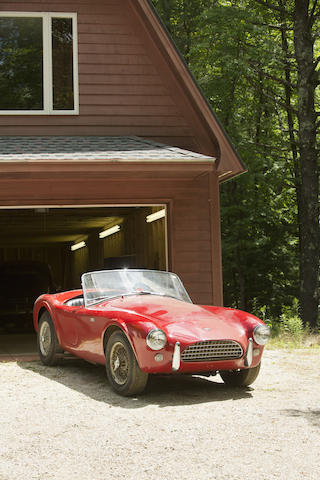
0,334,39,361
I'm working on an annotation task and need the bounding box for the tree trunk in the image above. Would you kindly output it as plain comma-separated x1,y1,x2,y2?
293,0,319,328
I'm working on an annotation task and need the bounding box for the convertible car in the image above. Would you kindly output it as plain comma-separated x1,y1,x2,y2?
33,269,270,396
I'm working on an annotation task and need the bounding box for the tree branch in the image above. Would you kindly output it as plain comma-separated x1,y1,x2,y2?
253,0,291,16
261,69,296,90
243,41,296,61
250,21,293,31
245,74,298,115
248,60,296,89
313,55,320,70
309,0,320,25
246,140,295,151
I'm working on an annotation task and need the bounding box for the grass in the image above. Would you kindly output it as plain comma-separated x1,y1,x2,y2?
255,300,320,349
266,315,320,349
267,332,320,350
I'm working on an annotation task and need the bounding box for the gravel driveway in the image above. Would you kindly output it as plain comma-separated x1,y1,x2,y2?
0,348,319,480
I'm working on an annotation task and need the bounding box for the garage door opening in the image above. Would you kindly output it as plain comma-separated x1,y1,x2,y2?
0,205,167,358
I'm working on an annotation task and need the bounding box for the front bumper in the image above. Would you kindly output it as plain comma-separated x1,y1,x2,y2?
138,338,263,374
172,337,254,372
172,342,181,371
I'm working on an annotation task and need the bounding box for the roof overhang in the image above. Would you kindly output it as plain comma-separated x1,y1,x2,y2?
132,0,247,182
0,135,217,180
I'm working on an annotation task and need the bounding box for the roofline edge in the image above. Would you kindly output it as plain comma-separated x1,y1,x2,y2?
137,0,247,178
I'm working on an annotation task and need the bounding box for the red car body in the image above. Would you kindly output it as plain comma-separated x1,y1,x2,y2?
33,289,266,375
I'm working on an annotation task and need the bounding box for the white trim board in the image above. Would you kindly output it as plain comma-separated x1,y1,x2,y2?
0,12,79,115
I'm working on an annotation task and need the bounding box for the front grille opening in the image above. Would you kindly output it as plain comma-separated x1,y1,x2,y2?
181,340,243,362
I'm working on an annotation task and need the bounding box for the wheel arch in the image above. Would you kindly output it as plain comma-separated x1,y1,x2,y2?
34,300,60,341
103,322,141,367
103,323,131,351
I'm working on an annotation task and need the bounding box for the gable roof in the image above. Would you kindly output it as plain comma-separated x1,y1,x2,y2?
131,0,246,182
0,1,245,182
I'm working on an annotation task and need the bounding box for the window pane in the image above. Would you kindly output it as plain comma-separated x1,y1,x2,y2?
0,17,43,110
52,18,74,110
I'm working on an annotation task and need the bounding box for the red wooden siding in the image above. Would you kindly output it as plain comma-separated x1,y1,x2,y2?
0,165,222,306
0,0,214,154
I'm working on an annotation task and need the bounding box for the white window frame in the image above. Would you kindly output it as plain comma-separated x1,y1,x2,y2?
0,12,79,115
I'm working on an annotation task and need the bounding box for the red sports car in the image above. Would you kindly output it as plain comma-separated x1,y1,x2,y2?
33,269,270,396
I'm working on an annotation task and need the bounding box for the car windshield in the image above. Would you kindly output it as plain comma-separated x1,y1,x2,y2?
81,269,192,306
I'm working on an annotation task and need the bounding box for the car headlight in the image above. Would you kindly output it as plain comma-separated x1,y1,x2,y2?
146,329,167,350
253,324,271,345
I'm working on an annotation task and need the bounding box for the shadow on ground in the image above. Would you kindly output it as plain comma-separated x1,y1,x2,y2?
18,358,253,408
281,409,320,428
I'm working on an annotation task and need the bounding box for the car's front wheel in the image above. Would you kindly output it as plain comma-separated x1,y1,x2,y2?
37,311,63,366
105,331,148,396
220,363,261,387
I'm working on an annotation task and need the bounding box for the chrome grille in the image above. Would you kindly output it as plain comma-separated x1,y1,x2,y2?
181,340,243,362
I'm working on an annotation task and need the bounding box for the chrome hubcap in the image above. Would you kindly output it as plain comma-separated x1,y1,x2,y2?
39,321,51,356
110,342,129,385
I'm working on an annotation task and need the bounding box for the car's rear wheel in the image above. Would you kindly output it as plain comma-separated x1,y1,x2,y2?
220,363,261,387
105,331,148,396
37,311,63,366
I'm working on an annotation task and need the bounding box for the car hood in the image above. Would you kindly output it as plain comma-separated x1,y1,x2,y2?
106,295,256,343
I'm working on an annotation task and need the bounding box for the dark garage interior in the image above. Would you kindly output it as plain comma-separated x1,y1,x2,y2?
0,205,166,358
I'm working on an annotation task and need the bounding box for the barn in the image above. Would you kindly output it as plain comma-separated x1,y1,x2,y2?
0,0,245,357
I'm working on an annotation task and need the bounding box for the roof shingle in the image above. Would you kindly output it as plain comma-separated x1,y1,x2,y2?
0,136,216,163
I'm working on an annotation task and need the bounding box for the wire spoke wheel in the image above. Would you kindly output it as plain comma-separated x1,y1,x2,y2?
110,341,129,385
105,331,148,396
39,320,52,356
37,311,63,366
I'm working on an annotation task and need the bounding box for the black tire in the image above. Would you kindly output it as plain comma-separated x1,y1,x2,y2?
105,331,148,396
37,311,63,366
220,363,261,387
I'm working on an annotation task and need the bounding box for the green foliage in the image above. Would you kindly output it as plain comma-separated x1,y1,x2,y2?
0,17,43,109
151,0,319,325
279,299,304,337
267,300,320,349
279,313,304,337
267,298,320,349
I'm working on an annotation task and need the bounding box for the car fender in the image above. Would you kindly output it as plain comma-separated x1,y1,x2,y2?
103,318,154,370
33,296,62,344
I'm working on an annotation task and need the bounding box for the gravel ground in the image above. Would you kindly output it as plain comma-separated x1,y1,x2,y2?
0,349,319,480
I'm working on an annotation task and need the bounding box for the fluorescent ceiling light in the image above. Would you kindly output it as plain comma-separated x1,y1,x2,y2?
99,224,121,239
71,241,86,252
146,209,166,223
